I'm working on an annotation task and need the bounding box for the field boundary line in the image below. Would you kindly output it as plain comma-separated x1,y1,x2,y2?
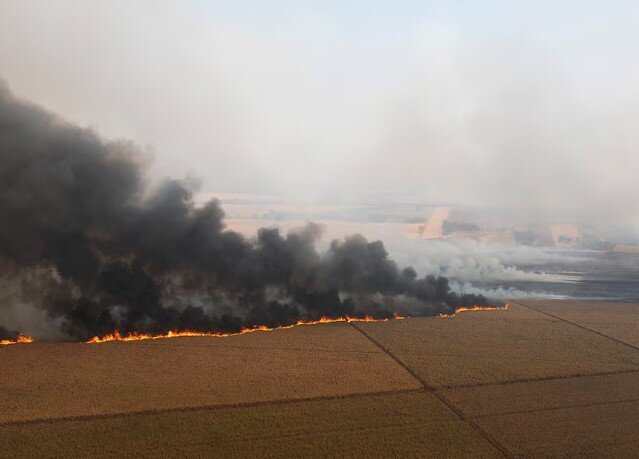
224,418,446,445
439,368,639,390
103,341,383,354
0,388,423,428
350,322,512,458
511,299,639,353
469,397,639,419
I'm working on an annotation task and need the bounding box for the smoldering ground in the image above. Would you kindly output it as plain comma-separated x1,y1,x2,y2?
0,83,491,340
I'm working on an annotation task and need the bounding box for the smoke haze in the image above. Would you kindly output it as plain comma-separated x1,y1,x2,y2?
0,83,490,339
1,1,638,338
0,1,638,227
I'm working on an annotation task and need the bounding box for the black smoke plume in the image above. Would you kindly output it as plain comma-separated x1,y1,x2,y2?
0,326,20,341
0,82,493,340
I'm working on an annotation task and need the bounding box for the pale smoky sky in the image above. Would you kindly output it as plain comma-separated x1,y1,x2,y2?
1,1,638,221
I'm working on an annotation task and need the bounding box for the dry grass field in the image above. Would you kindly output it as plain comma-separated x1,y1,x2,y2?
2,299,639,457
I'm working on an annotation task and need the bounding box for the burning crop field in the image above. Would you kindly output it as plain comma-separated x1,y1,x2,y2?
3,299,639,457
0,83,498,344
0,75,514,456
3,1,639,456
1,69,639,459
0,328,33,346
1,64,639,459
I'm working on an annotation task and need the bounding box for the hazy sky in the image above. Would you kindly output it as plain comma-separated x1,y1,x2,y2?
1,1,638,219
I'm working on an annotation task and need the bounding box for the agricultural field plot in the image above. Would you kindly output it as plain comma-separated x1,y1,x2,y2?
516,299,639,348
440,371,639,418
0,391,502,458
3,300,639,457
356,303,639,388
0,323,420,424
474,399,639,457
433,306,639,457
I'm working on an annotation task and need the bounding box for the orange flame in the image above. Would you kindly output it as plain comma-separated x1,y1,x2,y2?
0,334,35,346
438,304,509,318
0,308,508,345
86,315,404,344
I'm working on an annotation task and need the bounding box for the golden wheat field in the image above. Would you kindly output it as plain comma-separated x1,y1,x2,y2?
1,300,639,457
356,302,639,388
519,299,639,348
0,391,502,458
475,399,639,457
0,323,419,424
440,371,639,418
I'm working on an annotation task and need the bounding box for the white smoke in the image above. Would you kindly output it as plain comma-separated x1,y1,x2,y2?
383,237,591,283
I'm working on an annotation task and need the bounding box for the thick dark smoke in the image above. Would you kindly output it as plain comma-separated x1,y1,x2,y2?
0,326,20,341
0,82,492,340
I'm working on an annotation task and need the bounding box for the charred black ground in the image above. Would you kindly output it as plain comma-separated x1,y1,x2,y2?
0,82,493,340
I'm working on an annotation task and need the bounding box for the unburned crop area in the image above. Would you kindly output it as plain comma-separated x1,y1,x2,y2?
440,371,639,418
431,307,639,457
0,323,420,423
0,391,502,458
516,299,639,348
474,399,639,457
356,303,639,388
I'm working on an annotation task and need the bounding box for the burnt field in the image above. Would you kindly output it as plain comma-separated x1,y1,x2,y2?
474,250,639,301
2,300,639,457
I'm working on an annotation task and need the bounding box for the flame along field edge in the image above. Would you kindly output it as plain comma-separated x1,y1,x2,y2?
86,314,406,343
0,334,35,346
438,303,509,318
0,304,508,345
87,304,509,343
